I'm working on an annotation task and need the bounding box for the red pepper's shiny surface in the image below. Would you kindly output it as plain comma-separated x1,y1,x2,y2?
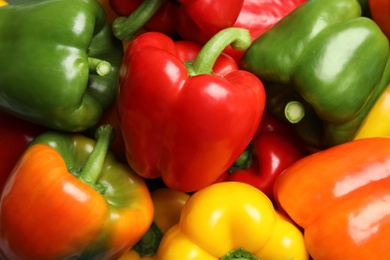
110,0,244,42
109,0,176,36
118,31,265,192
0,111,46,192
174,0,245,43
218,110,307,203
274,137,390,259
227,0,306,61
369,0,390,39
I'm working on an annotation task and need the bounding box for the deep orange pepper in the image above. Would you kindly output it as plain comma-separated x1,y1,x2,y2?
0,126,154,259
274,137,390,259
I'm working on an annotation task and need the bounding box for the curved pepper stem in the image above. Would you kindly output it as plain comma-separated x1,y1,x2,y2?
187,27,251,76
285,100,305,124
88,57,112,76
221,248,259,260
112,0,167,41
78,124,114,194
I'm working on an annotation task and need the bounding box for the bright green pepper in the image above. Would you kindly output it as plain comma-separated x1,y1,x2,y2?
0,0,124,132
240,0,390,149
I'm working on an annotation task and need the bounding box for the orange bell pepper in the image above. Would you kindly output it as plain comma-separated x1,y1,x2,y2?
120,188,190,260
0,126,154,259
156,182,309,260
274,137,390,259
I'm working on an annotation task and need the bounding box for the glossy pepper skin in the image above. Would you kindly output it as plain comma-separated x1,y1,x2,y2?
110,0,244,42
0,111,46,192
155,182,309,260
240,0,390,149
118,28,265,192
369,0,390,39
109,0,176,38
217,110,307,203
120,188,190,260
274,137,390,259
223,0,307,62
0,125,154,260
0,0,124,132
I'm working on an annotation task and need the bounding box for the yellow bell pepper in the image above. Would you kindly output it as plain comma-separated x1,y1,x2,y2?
120,188,190,260
0,0,7,7
155,182,309,260
354,82,390,139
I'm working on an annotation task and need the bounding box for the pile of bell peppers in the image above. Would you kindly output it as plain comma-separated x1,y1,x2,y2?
2,0,390,259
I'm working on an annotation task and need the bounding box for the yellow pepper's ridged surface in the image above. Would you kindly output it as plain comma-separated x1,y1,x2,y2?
156,182,309,260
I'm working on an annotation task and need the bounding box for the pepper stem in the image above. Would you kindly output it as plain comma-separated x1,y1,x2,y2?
78,125,114,193
285,101,305,123
187,27,251,76
132,221,163,257
221,248,259,260
228,143,253,174
112,0,167,41
88,57,112,76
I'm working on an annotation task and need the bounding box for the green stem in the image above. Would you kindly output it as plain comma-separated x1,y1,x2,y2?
228,143,253,174
187,27,251,76
221,248,259,260
112,0,167,41
78,125,114,193
88,57,111,76
132,221,163,257
285,100,305,123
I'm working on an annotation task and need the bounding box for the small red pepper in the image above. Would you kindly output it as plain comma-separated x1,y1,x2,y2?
169,0,306,62
110,0,244,41
0,111,46,192
224,0,307,62
109,0,176,38
217,110,307,203
118,28,265,192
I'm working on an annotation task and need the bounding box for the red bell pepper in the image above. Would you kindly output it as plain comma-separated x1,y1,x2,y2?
369,0,390,40
109,0,176,38
217,110,308,203
224,0,307,62
0,111,46,192
274,137,390,259
118,28,266,192
172,0,307,62
110,0,244,41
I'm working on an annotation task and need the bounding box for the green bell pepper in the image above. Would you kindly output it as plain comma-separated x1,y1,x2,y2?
0,0,124,132
240,0,390,149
